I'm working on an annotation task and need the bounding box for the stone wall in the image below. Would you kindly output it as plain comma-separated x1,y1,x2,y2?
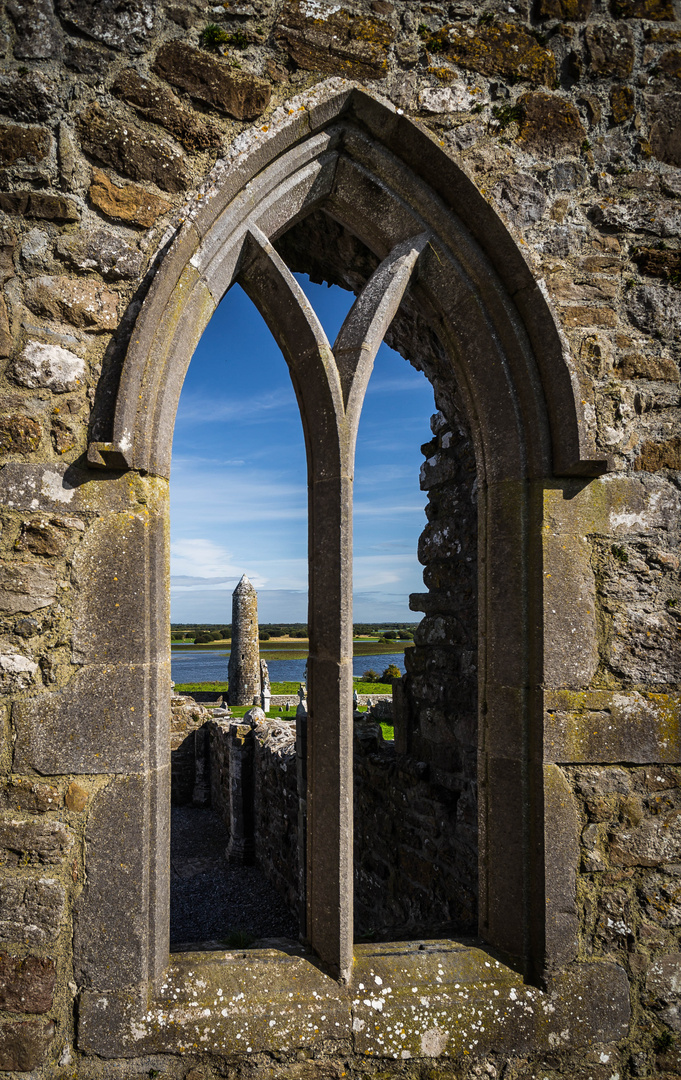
0,0,679,1073
203,712,479,941
170,693,211,805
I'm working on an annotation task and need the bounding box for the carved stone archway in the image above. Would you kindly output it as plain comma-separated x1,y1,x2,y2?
85,84,608,987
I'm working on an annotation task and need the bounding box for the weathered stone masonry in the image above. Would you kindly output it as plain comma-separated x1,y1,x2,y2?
0,0,678,1075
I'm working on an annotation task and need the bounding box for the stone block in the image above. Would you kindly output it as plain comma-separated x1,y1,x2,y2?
0,1018,54,1070
633,246,681,281
614,352,678,381
13,661,167,774
0,813,72,866
611,85,635,123
6,0,60,59
546,961,630,1043
112,69,222,153
55,0,156,54
646,92,681,167
541,484,599,688
55,228,143,281
0,780,60,814
0,954,55,1012
493,172,547,229
0,645,38,692
647,953,681,1012
65,781,88,812
153,43,271,121
610,0,674,15
0,879,64,944
518,93,586,156
274,0,395,80
24,274,119,331
535,0,592,16
78,949,349,1056
0,560,57,614
0,123,49,167
73,771,166,991
15,519,69,557
0,190,79,222
627,283,681,338
586,24,635,77
77,104,189,194
544,690,681,763
0,71,59,123
0,463,164,518
10,341,85,393
88,168,171,228
0,415,42,455
560,305,617,327
610,810,681,867
71,510,165,665
635,436,681,472
593,194,681,237
429,22,555,85
50,418,75,455
543,764,580,966
63,40,114,75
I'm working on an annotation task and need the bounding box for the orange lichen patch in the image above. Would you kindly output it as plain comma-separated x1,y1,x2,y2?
89,168,171,229
610,0,675,18
428,23,556,86
275,1,396,79
536,0,592,16
517,92,586,155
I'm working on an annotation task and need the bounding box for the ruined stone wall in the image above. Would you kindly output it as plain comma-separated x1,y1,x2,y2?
205,712,479,941
170,692,211,805
0,0,678,1074
252,719,300,918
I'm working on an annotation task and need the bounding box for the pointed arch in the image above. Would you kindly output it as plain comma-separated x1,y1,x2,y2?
82,84,612,983
89,87,606,483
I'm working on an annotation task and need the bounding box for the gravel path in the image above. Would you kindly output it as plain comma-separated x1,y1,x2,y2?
170,806,298,951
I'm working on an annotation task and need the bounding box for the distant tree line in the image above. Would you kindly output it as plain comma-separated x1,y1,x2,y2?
171,622,417,643
353,624,417,636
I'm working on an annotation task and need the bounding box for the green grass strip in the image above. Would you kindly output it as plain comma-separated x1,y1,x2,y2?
174,680,394,695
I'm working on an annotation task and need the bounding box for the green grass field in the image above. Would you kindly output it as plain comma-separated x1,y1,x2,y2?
174,679,391,695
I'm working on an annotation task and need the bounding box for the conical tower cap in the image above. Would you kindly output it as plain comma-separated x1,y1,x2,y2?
234,574,255,594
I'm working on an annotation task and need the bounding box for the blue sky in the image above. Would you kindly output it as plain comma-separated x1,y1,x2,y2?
169,275,436,624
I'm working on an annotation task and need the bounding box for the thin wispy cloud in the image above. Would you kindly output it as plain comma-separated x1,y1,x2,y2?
365,374,431,394
173,386,297,426
170,538,268,585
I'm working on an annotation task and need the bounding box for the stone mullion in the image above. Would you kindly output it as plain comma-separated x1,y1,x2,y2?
306,459,354,983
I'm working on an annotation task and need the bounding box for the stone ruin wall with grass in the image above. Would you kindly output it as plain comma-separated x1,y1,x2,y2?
0,0,678,1076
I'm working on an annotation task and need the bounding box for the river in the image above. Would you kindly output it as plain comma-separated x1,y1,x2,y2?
171,648,407,684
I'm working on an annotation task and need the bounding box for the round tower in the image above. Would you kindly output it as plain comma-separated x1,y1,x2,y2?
227,575,261,706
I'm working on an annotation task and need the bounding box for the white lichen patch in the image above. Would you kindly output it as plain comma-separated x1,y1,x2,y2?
12,341,86,393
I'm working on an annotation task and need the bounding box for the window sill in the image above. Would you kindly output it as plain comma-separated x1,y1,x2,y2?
78,941,629,1060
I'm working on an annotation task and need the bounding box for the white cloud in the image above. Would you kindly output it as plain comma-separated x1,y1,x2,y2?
170,538,268,585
